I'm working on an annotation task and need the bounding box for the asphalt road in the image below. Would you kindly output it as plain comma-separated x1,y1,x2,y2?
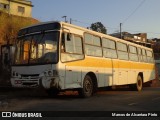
0,86,160,112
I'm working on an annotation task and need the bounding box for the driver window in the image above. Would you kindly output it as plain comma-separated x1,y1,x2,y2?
61,32,84,62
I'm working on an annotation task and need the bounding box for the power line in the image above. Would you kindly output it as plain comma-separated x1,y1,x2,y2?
122,0,146,24
60,16,159,38
72,19,160,36
71,19,91,26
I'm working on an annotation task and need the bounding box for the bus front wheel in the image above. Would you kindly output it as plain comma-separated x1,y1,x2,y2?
79,75,93,98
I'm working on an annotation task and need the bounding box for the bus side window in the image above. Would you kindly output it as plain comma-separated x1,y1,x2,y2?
142,49,147,62
102,38,117,59
129,45,138,61
84,33,102,57
61,32,84,62
117,42,128,60
138,48,143,62
61,32,73,53
146,50,154,63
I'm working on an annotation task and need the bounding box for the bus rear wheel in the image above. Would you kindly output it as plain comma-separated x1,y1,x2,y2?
129,75,143,91
136,75,143,91
79,75,93,98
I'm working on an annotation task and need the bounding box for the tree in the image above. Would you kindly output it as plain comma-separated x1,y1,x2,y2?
90,22,107,34
0,11,39,44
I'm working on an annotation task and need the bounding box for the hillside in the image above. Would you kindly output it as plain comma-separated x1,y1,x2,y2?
0,11,39,45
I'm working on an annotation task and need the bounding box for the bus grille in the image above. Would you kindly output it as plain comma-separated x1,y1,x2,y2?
20,74,39,87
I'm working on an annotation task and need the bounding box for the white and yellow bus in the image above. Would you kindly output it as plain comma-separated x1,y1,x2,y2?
11,21,155,97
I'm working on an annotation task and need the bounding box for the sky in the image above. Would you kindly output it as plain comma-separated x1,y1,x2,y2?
31,0,160,39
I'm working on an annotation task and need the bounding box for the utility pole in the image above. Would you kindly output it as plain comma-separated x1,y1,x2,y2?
120,23,122,39
62,16,67,23
70,18,72,24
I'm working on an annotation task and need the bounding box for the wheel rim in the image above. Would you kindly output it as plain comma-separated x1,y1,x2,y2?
138,79,142,87
137,76,142,91
84,78,93,96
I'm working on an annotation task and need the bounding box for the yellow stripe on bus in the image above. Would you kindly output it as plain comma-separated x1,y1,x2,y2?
65,57,155,70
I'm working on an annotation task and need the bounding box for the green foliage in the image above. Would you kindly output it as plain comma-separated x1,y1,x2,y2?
90,22,107,34
0,11,39,44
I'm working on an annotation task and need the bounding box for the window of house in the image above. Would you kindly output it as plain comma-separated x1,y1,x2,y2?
0,3,9,10
18,6,25,13
4,4,8,9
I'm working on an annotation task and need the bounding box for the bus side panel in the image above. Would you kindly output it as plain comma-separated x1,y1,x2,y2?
81,67,100,87
64,65,82,89
77,57,112,88
118,60,130,85
128,62,139,84
140,63,155,83
111,59,119,86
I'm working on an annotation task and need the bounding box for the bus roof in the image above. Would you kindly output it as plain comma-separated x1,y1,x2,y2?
19,21,152,50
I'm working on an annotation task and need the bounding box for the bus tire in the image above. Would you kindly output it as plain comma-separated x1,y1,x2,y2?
130,75,143,91
78,75,93,98
136,75,143,91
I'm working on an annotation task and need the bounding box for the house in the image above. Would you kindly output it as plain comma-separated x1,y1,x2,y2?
0,0,33,17
110,32,151,48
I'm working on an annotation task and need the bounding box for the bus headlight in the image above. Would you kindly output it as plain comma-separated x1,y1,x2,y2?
48,71,52,76
12,71,20,77
44,70,58,77
44,72,47,76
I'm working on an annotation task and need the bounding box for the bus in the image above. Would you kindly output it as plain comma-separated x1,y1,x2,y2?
11,21,155,97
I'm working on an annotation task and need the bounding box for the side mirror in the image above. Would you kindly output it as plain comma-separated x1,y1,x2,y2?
62,33,65,43
67,33,71,41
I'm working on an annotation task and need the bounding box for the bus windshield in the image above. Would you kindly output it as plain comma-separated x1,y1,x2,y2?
15,31,59,65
